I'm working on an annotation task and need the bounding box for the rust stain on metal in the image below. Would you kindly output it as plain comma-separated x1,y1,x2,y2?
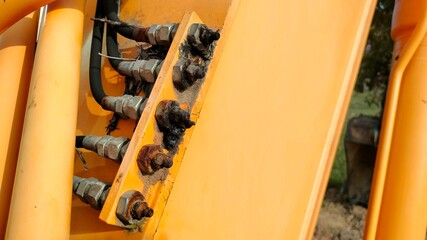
116,173,123,183
137,144,173,175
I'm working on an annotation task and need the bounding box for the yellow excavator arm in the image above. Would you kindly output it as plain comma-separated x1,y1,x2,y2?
1,0,426,239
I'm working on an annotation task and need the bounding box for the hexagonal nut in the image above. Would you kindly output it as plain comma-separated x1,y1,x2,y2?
156,24,176,46
73,176,84,192
155,100,176,130
187,23,201,42
185,62,206,82
187,24,204,51
75,178,97,203
116,190,145,225
172,59,187,84
105,137,130,162
122,96,144,120
96,136,113,158
137,145,162,175
141,59,161,83
130,60,144,82
85,181,108,210
147,25,161,45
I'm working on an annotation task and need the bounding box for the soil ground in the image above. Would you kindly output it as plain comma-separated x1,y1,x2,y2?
313,188,367,240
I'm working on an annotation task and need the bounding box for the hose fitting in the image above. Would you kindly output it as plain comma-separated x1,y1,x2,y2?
80,135,130,163
147,24,179,46
102,95,147,120
73,176,110,210
117,59,163,83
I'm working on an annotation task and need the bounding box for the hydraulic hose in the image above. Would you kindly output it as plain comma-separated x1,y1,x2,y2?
75,136,85,148
105,19,164,81
88,0,154,121
89,0,107,107
103,0,134,39
106,24,122,71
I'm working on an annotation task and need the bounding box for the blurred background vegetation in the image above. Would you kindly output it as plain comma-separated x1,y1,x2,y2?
329,0,394,188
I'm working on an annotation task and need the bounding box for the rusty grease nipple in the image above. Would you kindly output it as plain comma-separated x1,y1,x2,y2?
116,190,153,226
155,100,195,151
137,144,173,175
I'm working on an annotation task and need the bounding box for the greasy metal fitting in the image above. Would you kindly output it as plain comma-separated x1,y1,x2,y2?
147,25,161,45
155,100,195,150
82,135,130,163
156,100,195,130
73,176,111,210
73,176,84,192
137,145,173,175
116,190,153,225
156,24,178,46
173,59,206,91
75,177,97,202
117,59,163,83
85,181,110,210
187,23,220,56
147,24,178,46
141,59,163,83
102,95,147,120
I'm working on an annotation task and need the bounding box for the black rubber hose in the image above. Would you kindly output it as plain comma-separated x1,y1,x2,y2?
106,24,122,71
75,136,85,148
103,0,135,39
89,0,107,107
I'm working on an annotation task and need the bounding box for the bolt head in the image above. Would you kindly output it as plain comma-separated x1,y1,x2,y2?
188,23,201,42
172,59,188,89
187,24,205,52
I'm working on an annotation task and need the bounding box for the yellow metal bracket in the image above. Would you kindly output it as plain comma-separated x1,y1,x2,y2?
99,11,223,237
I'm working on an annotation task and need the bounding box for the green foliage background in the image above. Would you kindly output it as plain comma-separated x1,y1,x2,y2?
329,0,394,187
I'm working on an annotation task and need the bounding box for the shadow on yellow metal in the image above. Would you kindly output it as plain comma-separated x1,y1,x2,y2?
365,0,427,239
0,0,54,34
0,12,39,239
5,0,85,239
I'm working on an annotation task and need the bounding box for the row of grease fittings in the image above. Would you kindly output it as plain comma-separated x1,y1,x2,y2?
72,0,220,227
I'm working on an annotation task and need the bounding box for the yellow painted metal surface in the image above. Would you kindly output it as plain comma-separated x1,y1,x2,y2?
365,0,427,239
71,0,375,239
0,0,54,34
5,0,85,239
154,0,376,239
0,12,39,239
0,0,377,238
